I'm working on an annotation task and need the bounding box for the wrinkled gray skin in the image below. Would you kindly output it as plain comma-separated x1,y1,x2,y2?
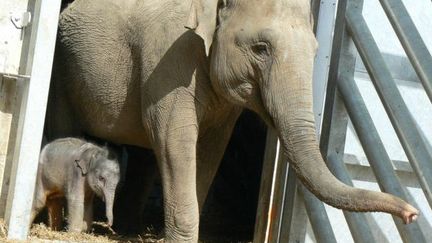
31,138,120,232
48,0,418,241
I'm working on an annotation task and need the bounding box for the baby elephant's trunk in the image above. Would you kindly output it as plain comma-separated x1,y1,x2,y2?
104,189,115,226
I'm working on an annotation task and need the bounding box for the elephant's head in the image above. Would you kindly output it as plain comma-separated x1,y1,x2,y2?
75,143,120,226
186,0,418,223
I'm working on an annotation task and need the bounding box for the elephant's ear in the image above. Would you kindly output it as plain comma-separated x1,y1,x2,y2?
185,0,220,55
74,142,97,176
75,159,88,176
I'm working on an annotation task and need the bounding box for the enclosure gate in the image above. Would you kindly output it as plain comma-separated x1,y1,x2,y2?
0,0,61,240
254,0,432,242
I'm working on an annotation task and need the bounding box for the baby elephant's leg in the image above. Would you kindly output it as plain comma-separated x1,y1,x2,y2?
30,183,46,226
83,195,94,232
66,193,85,232
47,197,64,231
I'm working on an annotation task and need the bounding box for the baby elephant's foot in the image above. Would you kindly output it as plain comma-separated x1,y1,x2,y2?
82,221,92,232
67,222,85,233
67,226,82,233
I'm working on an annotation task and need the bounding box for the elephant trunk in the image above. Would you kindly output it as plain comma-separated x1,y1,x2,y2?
104,188,115,226
262,62,418,224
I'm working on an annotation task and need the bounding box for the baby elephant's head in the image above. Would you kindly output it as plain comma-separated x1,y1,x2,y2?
75,143,120,226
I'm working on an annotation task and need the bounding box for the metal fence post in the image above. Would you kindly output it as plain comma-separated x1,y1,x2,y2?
4,0,61,240
346,6,432,208
379,0,432,103
337,75,426,242
254,129,280,243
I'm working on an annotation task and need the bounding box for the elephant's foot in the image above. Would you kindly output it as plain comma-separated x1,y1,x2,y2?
163,223,198,242
154,230,165,242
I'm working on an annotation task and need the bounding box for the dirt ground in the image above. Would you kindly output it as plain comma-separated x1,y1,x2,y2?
0,220,160,243
0,220,252,242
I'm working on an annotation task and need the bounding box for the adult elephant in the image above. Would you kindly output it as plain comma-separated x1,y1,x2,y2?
48,0,418,241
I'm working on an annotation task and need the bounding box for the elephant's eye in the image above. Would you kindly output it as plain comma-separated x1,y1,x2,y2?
251,42,270,57
99,176,105,182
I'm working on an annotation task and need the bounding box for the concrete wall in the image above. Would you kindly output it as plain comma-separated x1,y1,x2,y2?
0,0,27,215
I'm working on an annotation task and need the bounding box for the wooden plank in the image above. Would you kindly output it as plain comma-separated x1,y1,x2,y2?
0,78,16,189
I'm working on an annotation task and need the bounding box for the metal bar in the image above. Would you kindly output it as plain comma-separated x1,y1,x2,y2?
278,167,307,243
310,1,361,241
268,152,289,243
379,0,432,102
254,129,280,243
337,76,426,242
319,0,361,160
299,185,337,243
295,1,346,242
312,0,338,133
0,0,29,217
346,7,432,209
277,167,296,242
0,73,31,79
4,0,61,240
337,76,410,202
326,153,376,243
258,2,334,241
319,0,351,156
330,148,424,242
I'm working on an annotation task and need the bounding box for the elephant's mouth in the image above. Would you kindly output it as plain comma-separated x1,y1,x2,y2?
95,187,105,202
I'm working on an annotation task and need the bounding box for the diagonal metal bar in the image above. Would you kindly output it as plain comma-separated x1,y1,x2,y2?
319,0,351,156
337,76,426,242
346,6,432,209
299,185,337,243
278,167,307,243
379,0,432,103
326,153,376,243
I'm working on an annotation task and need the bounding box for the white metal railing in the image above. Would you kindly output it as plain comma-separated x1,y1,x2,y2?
0,0,61,240
254,0,432,242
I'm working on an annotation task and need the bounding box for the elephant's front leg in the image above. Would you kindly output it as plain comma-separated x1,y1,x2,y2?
66,185,85,232
83,194,94,232
152,109,199,242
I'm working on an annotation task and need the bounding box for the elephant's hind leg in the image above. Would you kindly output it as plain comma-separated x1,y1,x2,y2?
30,182,47,227
46,197,64,231
83,195,94,232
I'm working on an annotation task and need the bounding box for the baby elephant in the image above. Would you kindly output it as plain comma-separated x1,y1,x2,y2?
31,138,120,232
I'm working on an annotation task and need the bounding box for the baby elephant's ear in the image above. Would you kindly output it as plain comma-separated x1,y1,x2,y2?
75,159,88,176
74,142,95,176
